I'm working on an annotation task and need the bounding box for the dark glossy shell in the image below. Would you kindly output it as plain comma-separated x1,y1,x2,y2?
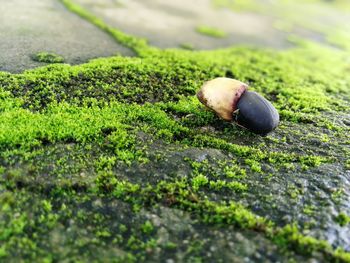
236,91,279,134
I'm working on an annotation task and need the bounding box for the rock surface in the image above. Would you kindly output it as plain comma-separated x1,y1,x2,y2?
0,0,133,73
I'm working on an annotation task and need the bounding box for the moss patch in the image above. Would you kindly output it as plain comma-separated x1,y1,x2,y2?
31,52,65,64
196,26,228,38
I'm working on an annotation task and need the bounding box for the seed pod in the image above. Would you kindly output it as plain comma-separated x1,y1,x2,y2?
197,77,279,134
197,77,248,121
236,91,279,134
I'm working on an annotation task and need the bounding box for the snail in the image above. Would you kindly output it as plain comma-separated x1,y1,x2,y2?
197,77,279,134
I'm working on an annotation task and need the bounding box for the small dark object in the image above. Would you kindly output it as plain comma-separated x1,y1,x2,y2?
236,91,279,134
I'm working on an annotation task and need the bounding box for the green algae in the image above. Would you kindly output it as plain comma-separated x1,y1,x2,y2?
0,0,350,262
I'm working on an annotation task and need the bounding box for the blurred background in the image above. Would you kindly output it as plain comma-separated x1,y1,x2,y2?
1,0,350,72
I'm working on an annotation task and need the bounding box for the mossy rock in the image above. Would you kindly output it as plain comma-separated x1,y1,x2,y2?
0,0,350,262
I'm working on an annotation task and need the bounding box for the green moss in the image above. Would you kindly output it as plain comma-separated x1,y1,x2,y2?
196,26,227,38
192,174,209,191
31,52,65,64
272,224,331,256
345,159,350,170
59,0,152,55
302,205,316,216
335,212,350,227
180,43,195,50
0,42,348,260
141,221,154,234
244,159,262,173
331,188,345,204
209,180,247,192
97,177,350,262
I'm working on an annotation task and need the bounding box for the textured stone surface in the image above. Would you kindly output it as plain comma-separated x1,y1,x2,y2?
0,0,133,73
74,0,291,49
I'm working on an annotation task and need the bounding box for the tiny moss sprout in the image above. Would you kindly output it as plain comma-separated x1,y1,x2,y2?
196,26,227,38
32,52,65,63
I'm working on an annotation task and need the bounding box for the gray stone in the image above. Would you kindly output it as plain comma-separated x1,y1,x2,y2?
74,0,291,50
0,0,133,73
